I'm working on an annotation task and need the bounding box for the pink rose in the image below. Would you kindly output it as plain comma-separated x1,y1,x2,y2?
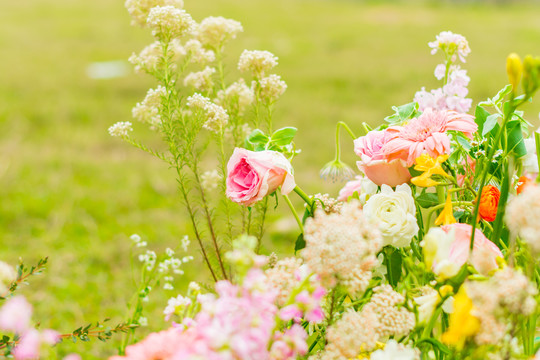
354,130,411,187
441,223,503,275
226,148,296,206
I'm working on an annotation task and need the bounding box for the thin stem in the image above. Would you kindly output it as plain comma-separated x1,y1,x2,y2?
293,186,313,207
256,197,269,253
192,165,228,280
283,194,303,233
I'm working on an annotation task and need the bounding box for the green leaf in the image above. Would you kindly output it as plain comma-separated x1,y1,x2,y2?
385,248,402,287
474,105,490,134
455,133,472,151
396,102,418,120
246,129,269,146
270,127,297,146
384,102,419,124
295,233,305,252
482,114,501,136
491,84,513,105
416,193,439,208
506,120,527,158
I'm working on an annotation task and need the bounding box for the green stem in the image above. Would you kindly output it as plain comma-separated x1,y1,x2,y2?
283,194,303,233
535,132,540,183
293,186,313,207
334,121,357,161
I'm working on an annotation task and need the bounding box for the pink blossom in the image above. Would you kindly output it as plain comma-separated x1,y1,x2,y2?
0,296,32,334
12,329,41,360
270,324,308,360
226,148,295,206
428,31,470,63
110,327,188,360
63,355,82,360
279,305,302,321
337,175,377,203
456,156,475,187
384,108,477,166
354,130,411,187
441,223,503,275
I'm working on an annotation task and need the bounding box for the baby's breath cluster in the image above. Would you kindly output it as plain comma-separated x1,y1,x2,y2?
216,79,255,115
125,0,184,27
129,40,185,74
147,5,196,41
108,121,133,138
238,50,278,78
197,16,243,50
258,74,287,104
183,66,216,92
186,93,229,133
265,257,303,306
132,86,168,127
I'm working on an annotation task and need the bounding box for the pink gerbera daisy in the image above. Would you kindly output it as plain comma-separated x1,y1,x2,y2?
383,108,477,166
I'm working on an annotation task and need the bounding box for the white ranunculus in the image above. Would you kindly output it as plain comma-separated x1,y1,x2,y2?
523,136,539,174
370,340,419,360
363,184,418,248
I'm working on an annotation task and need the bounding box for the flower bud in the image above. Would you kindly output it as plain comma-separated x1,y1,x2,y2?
506,53,522,91
522,55,536,95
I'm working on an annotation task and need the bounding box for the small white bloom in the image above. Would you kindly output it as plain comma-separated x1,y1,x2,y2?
257,74,287,103
138,317,148,326
165,248,175,257
163,283,174,290
183,67,216,92
181,236,190,251
363,184,419,248
130,234,141,243
108,122,133,137
422,227,460,280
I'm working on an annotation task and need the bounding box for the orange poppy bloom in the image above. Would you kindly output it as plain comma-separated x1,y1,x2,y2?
478,185,500,222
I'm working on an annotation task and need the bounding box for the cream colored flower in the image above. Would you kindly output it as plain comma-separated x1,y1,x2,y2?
363,184,418,248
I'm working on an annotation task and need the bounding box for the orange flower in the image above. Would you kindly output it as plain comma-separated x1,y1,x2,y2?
478,185,500,222
516,175,533,195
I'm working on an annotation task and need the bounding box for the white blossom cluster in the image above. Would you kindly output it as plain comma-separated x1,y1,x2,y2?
125,0,184,27
184,39,215,64
238,50,278,78
301,201,382,297
196,16,243,49
258,74,287,104
147,5,196,40
314,286,415,360
216,79,255,115
186,93,229,133
108,121,133,138
129,40,185,74
132,85,168,127
184,66,216,92
200,170,221,191
505,184,540,255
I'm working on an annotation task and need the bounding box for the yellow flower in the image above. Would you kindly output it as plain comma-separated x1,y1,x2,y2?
434,194,456,226
441,286,480,349
506,52,522,90
411,154,450,187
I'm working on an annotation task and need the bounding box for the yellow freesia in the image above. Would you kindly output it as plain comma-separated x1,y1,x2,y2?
442,287,480,349
411,154,450,187
434,194,456,226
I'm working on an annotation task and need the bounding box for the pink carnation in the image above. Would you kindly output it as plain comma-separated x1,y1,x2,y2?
354,130,411,187
226,148,296,206
383,108,477,166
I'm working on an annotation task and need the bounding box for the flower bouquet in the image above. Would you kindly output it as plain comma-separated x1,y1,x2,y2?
107,1,540,359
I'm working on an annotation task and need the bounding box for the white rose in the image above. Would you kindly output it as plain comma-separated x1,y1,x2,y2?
363,184,418,248
523,136,539,174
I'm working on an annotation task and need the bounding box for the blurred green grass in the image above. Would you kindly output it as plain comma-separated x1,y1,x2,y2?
1,0,540,357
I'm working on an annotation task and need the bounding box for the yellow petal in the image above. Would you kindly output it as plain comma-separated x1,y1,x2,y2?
435,194,456,226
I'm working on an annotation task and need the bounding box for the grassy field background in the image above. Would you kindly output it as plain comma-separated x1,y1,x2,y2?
1,0,540,357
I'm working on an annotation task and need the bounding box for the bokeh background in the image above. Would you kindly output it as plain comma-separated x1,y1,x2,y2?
2,0,540,357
